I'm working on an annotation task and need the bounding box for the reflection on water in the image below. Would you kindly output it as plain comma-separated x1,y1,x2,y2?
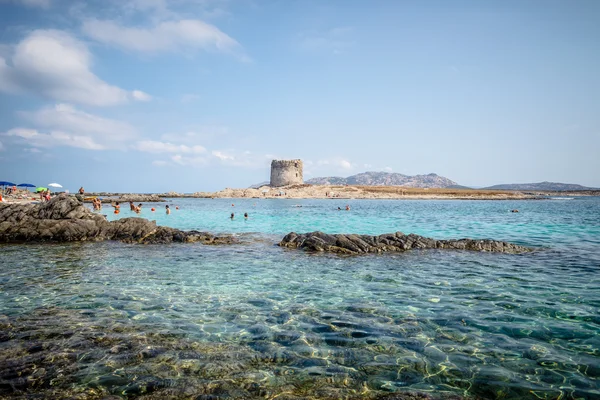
1,237,599,399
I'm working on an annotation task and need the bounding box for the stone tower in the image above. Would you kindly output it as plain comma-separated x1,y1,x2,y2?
270,159,303,187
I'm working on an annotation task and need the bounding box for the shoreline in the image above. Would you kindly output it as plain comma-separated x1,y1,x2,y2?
157,185,599,200
3,185,598,204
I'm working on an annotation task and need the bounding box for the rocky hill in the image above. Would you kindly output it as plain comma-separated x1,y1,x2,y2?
306,172,459,188
483,181,597,191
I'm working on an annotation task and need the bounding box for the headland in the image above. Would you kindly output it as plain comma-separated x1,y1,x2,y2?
164,185,553,200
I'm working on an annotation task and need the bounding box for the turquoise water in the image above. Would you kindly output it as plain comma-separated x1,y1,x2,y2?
1,198,599,399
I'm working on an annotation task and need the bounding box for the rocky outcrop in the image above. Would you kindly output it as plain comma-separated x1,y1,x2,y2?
0,195,234,245
279,231,532,254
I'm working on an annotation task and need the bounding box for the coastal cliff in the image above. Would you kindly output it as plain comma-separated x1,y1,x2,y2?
280,231,532,254
0,195,233,244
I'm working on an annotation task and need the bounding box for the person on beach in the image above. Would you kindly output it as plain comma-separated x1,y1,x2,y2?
79,187,85,195
45,190,51,202
166,205,171,214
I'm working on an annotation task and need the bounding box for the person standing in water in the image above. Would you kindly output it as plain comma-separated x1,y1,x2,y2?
166,205,171,214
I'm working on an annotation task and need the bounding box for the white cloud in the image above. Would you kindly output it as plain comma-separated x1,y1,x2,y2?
212,150,234,161
82,19,245,58
4,128,105,150
0,30,150,106
339,159,353,170
171,154,208,166
21,103,137,142
210,149,269,167
134,140,206,154
132,90,152,101
160,126,228,143
317,158,354,170
3,104,137,150
0,0,50,8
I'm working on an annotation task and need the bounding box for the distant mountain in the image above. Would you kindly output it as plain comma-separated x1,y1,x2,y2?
483,181,597,191
248,181,269,189
306,171,459,188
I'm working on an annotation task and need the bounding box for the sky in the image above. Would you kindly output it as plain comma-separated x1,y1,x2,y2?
0,0,599,193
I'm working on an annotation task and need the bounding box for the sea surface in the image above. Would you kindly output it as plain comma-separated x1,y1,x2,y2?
1,197,599,399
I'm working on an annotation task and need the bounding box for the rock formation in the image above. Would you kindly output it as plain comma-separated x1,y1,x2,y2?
270,159,303,187
0,195,234,245
280,231,532,254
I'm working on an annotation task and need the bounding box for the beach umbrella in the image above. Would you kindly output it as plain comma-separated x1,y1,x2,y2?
36,187,48,192
0,181,16,186
48,183,63,188
17,183,36,193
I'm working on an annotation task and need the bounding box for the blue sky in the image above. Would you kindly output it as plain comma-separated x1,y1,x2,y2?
0,0,598,192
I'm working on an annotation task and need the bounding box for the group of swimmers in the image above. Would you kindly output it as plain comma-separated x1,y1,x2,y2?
129,201,144,213
109,201,177,215
92,198,102,210
230,212,249,219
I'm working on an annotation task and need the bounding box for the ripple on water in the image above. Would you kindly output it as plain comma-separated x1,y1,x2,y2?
1,198,600,399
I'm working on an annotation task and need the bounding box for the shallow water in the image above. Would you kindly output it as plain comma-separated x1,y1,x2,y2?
1,197,599,399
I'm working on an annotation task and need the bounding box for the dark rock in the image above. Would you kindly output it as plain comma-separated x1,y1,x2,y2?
0,195,236,245
279,231,532,255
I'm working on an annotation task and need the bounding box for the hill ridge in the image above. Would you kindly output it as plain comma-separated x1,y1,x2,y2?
306,171,459,188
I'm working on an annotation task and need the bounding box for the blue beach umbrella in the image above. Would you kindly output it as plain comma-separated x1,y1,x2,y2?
18,183,36,192
0,181,16,193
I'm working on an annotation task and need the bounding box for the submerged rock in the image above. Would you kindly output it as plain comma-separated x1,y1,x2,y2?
0,195,235,245
279,231,532,254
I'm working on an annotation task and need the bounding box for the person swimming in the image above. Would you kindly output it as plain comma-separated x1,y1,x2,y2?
166,205,171,214
346,205,351,211
230,212,234,219
244,212,248,219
